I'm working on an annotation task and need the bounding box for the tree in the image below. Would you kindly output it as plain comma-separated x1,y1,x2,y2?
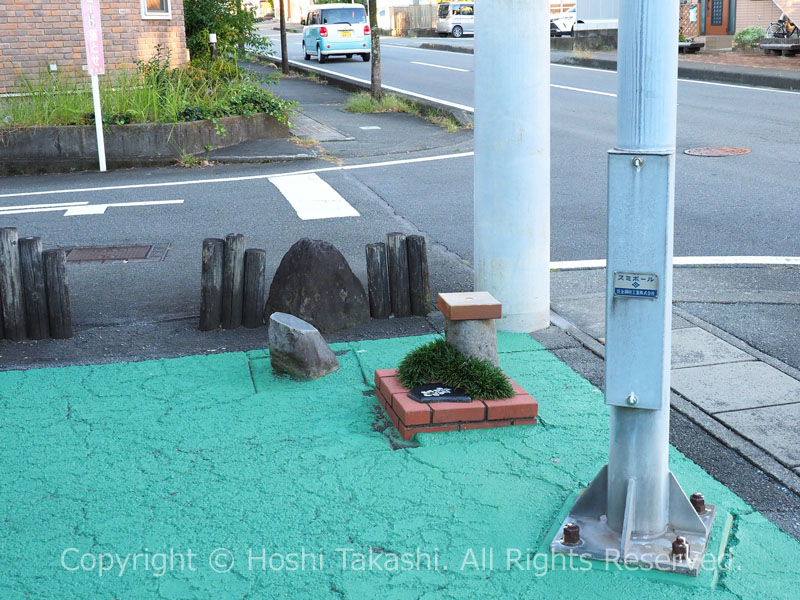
278,0,289,74
368,0,381,100
184,0,270,60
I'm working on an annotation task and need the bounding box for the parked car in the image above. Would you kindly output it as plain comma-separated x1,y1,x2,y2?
302,3,371,63
436,2,474,39
550,6,578,37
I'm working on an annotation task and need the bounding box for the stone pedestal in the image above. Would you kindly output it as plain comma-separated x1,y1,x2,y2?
438,291,502,366
444,317,499,366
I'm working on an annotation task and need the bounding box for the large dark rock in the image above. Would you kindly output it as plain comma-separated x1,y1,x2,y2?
267,238,370,333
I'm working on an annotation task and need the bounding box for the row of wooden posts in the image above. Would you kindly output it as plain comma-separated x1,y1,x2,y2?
366,233,430,319
200,234,267,331
0,227,72,341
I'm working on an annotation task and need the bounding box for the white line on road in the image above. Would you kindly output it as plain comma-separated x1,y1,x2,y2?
551,62,800,95
411,61,470,73
0,199,183,216
0,152,474,199
552,84,616,97
551,256,800,270
63,200,184,216
268,173,359,220
0,201,88,212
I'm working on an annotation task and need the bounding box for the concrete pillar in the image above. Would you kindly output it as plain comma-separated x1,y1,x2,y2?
473,0,550,333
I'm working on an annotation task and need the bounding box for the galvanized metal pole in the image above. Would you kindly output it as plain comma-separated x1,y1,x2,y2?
474,0,550,333
551,0,714,574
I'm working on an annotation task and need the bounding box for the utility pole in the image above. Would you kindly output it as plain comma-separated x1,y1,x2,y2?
369,0,381,100
473,0,550,333
550,0,715,575
279,0,289,75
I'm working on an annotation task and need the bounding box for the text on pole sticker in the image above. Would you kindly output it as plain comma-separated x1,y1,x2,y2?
613,272,659,299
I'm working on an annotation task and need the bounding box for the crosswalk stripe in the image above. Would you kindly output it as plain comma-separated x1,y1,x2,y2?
269,173,360,220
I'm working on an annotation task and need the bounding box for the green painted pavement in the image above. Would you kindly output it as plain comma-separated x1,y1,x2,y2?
1,333,798,599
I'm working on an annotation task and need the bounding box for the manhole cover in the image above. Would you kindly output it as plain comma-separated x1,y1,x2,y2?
684,146,751,157
66,245,153,262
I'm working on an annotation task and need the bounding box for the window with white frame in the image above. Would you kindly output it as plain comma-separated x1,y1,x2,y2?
141,0,172,20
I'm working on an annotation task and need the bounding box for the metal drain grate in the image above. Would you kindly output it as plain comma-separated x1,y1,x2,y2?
684,146,751,157
65,244,169,263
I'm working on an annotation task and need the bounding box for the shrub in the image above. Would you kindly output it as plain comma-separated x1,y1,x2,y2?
184,0,272,60
734,26,765,47
397,338,514,400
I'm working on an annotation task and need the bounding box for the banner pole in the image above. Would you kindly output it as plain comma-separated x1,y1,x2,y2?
90,73,106,172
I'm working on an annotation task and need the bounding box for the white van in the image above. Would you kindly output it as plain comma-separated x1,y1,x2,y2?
436,2,474,38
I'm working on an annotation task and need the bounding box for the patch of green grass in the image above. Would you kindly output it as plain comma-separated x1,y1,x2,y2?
0,49,294,128
344,91,464,132
397,338,514,400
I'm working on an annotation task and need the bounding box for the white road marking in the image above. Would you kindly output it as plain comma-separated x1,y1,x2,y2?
411,61,469,73
551,257,800,270
0,201,88,212
552,83,616,97
360,126,381,130
0,199,183,216
0,152,473,199
268,173,359,220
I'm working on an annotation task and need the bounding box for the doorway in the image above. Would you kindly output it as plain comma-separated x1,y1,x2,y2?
705,0,730,35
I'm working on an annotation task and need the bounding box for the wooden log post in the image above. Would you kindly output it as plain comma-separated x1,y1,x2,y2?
43,249,72,339
0,227,26,340
221,233,246,329
386,232,411,318
19,237,50,340
200,238,224,331
242,248,267,328
406,235,430,316
365,242,391,319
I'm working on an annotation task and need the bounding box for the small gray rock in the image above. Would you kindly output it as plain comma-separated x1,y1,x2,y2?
268,312,340,379
445,317,499,366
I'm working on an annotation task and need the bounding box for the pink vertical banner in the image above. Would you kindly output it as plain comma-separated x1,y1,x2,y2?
80,0,105,75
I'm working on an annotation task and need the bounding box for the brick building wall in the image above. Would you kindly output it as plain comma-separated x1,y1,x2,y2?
736,0,782,30
0,1,188,95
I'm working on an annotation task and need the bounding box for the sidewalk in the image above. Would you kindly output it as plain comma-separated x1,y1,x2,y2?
203,64,474,163
2,333,799,598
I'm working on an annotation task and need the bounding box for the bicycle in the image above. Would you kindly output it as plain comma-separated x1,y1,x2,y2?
765,17,799,38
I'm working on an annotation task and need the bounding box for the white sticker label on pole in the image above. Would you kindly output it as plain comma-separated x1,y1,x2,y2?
613,272,659,299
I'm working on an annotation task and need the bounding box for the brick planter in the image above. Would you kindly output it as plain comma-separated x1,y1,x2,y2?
374,369,538,440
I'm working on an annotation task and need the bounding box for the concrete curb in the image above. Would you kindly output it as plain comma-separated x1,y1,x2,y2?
418,42,474,54
253,55,474,127
0,113,290,175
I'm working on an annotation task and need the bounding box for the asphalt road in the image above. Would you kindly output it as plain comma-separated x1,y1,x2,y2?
261,31,800,262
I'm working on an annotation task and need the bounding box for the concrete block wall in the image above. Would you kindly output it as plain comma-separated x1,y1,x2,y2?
0,1,188,94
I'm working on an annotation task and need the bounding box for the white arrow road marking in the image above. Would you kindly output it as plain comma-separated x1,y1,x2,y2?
0,201,89,215
411,61,470,73
0,199,183,216
268,173,359,220
63,200,184,216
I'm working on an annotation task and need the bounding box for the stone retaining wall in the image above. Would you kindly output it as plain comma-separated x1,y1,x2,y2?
0,113,289,175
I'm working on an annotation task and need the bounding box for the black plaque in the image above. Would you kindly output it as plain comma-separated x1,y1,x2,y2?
408,384,472,404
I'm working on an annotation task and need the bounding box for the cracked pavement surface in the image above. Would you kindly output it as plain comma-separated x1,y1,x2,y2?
2,333,798,599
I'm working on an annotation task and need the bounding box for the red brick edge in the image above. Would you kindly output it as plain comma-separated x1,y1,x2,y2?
374,369,538,441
